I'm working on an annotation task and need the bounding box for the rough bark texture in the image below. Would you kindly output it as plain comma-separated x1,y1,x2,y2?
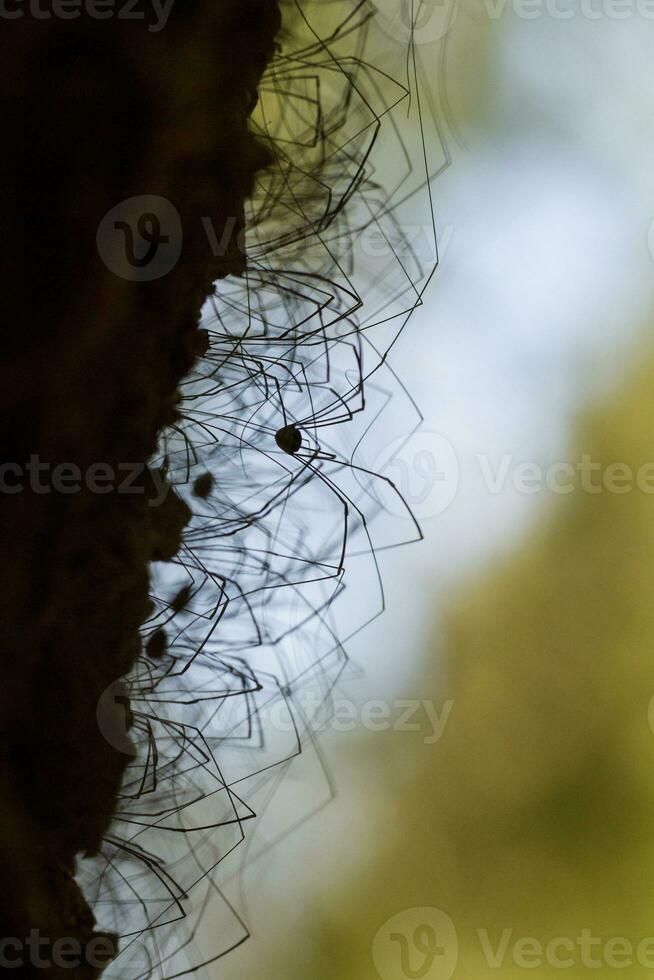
0,3,280,973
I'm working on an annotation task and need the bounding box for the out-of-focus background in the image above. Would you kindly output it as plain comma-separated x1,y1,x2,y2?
216,3,654,978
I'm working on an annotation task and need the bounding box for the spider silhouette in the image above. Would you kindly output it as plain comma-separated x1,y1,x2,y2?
275,424,303,455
